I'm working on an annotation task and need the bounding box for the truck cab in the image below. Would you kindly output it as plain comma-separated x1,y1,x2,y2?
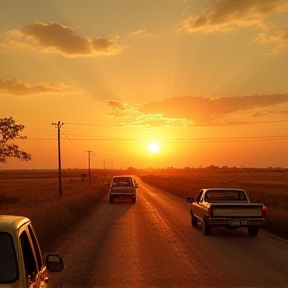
0,215,63,288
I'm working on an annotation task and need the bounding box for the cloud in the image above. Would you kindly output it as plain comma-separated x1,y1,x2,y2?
180,0,288,33
132,115,193,128
1,21,123,56
104,100,137,117
102,94,288,127
129,29,155,38
255,29,288,54
0,78,82,96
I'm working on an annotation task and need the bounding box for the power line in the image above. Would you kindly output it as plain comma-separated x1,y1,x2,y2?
62,133,87,152
64,119,288,127
23,135,288,142
65,122,122,127
62,133,101,162
91,152,100,162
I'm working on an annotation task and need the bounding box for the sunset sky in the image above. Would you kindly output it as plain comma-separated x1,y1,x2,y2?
1,0,288,170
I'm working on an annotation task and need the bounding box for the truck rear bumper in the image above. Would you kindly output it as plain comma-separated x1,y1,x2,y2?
207,217,266,227
110,193,136,199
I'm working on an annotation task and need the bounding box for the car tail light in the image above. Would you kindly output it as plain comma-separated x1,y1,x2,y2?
262,205,267,217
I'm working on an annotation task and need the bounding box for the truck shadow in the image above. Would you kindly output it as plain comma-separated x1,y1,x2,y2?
195,225,262,238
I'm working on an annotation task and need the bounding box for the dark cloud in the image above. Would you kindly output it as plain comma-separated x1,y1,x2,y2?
1,21,122,56
105,100,128,110
255,29,288,54
138,95,288,123
91,37,118,53
104,100,136,117
102,94,288,127
0,78,81,95
23,21,91,54
181,0,288,33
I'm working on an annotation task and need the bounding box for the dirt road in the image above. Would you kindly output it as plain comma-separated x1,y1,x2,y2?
48,177,288,288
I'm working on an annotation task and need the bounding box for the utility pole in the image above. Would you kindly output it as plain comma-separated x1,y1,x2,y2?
52,121,64,196
87,150,91,185
107,161,113,171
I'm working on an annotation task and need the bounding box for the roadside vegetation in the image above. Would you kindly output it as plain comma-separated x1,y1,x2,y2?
0,169,109,251
1,167,288,251
139,168,288,239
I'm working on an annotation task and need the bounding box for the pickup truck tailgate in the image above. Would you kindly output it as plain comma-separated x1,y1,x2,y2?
212,204,263,217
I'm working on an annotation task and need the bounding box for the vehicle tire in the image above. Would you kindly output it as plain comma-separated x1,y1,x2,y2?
132,198,136,204
248,226,259,236
202,217,212,235
109,197,113,203
191,213,197,227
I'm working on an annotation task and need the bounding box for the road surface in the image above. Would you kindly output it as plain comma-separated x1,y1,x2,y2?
49,177,288,288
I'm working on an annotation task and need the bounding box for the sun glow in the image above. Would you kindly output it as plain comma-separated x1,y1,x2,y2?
148,142,160,153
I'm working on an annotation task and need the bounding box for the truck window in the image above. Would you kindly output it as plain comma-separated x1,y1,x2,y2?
196,190,203,202
0,232,18,283
205,190,248,201
28,225,43,270
20,231,37,275
112,177,133,187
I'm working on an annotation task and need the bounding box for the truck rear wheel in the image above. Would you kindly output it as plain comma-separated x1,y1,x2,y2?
202,217,212,235
191,213,197,226
132,198,136,204
109,197,113,203
248,226,259,236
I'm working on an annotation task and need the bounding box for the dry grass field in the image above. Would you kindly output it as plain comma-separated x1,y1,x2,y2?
0,169,109,252
1,168,288,252
138,168,288,239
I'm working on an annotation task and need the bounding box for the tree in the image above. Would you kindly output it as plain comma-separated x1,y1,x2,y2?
0,117,31,163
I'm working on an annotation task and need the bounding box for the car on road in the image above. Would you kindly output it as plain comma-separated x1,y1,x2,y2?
108,175,137,204
0,215,64,288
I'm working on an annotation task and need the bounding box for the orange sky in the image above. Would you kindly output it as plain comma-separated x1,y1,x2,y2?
1,0,288,169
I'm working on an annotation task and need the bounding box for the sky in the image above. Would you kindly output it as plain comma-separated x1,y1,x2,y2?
1,0,288,170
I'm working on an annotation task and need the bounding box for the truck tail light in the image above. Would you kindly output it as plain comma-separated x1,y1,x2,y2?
261,205,267,217
208,206,213,217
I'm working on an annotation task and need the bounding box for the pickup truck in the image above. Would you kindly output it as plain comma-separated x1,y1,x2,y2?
0,215,64,288
108,175,138,204
186,188,267,236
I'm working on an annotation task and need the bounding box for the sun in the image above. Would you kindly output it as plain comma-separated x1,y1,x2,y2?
148,142,160,153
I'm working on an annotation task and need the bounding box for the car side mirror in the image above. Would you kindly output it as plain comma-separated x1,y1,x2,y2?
134,183,138,188
46,254,64,272
186,196,194,203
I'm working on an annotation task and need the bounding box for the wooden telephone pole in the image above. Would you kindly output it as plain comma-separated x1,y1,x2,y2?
52,121,64,196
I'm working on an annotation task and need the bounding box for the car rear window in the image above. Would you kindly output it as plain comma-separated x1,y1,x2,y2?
0,232,18,283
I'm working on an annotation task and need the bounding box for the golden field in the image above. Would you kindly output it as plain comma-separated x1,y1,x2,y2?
0,169,109,252
1,167,288,252
139,167,288,239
